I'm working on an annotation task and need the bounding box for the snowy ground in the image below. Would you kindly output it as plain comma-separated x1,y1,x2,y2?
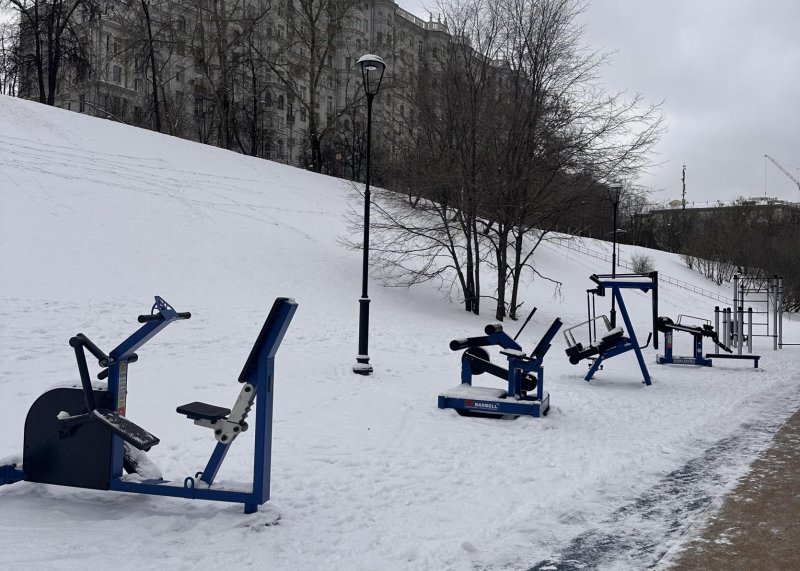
1,96,798,570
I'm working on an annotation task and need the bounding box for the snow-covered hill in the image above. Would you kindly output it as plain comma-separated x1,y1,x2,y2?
1,96,798,570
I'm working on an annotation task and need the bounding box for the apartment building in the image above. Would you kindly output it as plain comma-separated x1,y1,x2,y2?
19,0,454,173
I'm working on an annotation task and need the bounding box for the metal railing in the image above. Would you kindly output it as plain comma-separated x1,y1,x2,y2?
549,237,732,304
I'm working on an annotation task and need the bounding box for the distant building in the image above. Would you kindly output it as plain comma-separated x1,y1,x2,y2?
635,199,800,251
16,0,474,174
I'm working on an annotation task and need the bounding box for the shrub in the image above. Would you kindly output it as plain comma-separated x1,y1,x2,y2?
631,253,655,274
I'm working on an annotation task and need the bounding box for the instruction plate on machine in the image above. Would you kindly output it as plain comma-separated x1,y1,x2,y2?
117,361,128,416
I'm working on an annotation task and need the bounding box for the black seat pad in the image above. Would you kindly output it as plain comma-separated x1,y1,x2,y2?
176,401,231,421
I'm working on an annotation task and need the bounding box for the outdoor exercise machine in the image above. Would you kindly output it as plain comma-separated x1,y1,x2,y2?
655,315,732,367
0,295,297,514
438,308,563,418
563,273,657,385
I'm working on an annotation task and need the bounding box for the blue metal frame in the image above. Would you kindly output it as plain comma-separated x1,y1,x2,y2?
438,318,562,418
656,329,712,367
0,463,25,485
0,296,297,515
576,275,656,385
108,297,297,513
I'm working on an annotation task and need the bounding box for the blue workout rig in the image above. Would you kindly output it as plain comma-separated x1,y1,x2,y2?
563,273,657,385
438,311,563,418
656,315,732,367
0,296,297,514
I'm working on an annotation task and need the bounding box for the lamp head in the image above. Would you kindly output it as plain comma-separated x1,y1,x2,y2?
358,54,386,96
608,182,623,204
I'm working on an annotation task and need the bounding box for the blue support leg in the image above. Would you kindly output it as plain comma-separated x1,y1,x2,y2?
585,356,604,381
615,290,651,385
199,442,232,486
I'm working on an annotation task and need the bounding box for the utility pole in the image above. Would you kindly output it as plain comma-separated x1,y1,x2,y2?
681,165,686,210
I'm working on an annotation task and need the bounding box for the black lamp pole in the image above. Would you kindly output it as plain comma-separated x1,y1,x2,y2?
609,182,622,328
354,54,386,375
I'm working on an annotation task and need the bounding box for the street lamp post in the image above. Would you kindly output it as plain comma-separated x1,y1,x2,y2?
608,182,623,328
353,54,386,376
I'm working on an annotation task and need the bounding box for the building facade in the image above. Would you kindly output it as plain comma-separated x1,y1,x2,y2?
18,0,456,174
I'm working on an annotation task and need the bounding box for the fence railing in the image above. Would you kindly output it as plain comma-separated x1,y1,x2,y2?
549,237,733,305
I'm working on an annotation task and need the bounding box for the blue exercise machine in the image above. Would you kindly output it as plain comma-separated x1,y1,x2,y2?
438,310,563,418
656,315,731,366
0,296,297,514
563,273,657,385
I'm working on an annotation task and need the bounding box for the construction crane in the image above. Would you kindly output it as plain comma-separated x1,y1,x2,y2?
765,154,800,192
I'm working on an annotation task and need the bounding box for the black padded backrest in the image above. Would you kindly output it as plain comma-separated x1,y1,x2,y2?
238,298,298,383
530,318,563,359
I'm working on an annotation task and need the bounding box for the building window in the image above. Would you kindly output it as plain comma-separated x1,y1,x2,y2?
112,65,122,83
176,67,184,82
177,16,186,33
287,102,293,117
327,95,333,112
277,95,284,110
300,107,306,121
176,40,185,56
300,86,306,101
79,94,86,112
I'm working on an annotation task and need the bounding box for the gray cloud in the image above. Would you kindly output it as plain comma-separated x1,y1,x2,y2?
401,0,800,203
580,0,800,203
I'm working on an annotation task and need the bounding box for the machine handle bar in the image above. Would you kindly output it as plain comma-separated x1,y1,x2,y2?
97,354,139,380
69,333,107,362
138,311,192,323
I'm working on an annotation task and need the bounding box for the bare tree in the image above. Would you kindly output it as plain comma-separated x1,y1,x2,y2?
237,5,273,156
368,0,662,319
476,0,663,319
266,0,360,171
0,20,21,94
187,0,247,149
3,0,95,104
139,0,163,131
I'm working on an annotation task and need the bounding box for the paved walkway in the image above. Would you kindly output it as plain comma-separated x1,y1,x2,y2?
667,407,800,570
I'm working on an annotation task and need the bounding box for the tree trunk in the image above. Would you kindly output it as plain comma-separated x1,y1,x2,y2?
464,209,475,312
141,0,161,132
509,231,524,320
472,214,481,315
495,227,508,321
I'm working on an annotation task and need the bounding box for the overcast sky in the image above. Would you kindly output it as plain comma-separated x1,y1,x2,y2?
399,0,800,204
